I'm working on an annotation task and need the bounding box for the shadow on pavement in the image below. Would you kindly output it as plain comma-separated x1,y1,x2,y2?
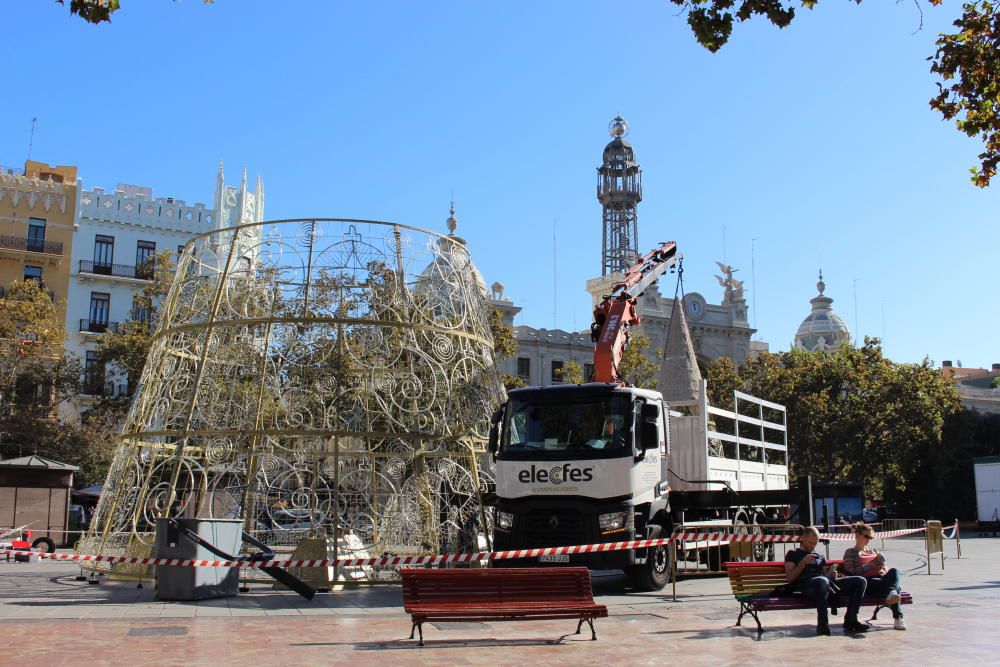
291,635,577,650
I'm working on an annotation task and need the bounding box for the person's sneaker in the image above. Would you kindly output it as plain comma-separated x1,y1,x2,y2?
817,624,831,636
885,591,902,606
894,617,907,631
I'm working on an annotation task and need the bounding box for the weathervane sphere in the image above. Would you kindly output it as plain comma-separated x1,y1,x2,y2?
609,115,629,138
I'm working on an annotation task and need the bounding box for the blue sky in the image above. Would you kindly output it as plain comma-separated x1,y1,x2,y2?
3,1,997,368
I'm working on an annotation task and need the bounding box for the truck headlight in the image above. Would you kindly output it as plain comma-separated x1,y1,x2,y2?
599,511,627,534
497,511,514,531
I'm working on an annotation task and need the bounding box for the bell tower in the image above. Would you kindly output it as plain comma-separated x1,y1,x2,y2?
597,116,642,276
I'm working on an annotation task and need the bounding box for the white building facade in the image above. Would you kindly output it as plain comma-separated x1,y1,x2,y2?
67,164,264,401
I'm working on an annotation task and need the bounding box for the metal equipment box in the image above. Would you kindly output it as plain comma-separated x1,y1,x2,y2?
155,518,242,601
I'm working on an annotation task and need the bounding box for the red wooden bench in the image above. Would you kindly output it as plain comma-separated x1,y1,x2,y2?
400,567,608,646
726,561,913,634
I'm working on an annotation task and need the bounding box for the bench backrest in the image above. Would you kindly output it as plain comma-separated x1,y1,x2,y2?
401,567,595,608
726,562,789,599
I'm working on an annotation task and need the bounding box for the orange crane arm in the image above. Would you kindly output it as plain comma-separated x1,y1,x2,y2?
590,242,679,384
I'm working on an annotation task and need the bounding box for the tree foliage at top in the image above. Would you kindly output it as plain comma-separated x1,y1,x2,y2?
56,0,213,24
668,1,1000,186
59,1,998,185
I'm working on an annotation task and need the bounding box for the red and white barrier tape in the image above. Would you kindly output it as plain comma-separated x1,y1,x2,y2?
1,526,945,569
819,527,930,540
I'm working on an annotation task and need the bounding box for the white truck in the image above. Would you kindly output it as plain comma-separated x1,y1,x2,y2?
487,243,829,590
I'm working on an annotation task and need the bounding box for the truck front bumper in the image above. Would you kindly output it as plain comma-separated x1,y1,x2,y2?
492,498,637,569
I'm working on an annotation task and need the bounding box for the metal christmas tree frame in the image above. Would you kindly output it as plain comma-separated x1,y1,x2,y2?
79,218,504,579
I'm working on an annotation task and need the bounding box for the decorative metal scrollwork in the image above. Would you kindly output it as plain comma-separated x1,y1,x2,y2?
79,219,505,576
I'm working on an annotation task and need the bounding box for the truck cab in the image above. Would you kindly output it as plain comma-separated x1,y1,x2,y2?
489,382,672,590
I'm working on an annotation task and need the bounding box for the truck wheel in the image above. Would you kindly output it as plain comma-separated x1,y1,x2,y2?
626,527,671,591
32,537,56,553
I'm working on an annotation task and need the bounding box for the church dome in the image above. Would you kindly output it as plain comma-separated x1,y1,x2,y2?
794,271,851,352
415,204,488,298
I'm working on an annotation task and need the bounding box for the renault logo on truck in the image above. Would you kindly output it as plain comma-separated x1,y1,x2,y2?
518,464,595,485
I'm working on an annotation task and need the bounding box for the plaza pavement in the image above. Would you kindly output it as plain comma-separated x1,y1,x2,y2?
0,534,994,666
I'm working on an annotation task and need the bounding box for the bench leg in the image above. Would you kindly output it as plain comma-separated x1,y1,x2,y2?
575,618,584,635
869,604,883,622
410,622,424,646
737,602,763,635
737,602,763,634
586,618,597,640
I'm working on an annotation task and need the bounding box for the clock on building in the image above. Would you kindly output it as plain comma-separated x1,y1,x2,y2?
685,294,706,321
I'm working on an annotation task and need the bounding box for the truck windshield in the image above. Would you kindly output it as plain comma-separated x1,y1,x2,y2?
501,395,630,458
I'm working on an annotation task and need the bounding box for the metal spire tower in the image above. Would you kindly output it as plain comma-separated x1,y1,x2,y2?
597,116,642,276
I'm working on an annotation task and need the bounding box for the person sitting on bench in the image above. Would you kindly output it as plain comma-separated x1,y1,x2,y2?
784,526,869,635
842,522,907,631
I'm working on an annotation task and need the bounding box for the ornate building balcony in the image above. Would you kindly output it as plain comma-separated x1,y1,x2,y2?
79,319,118,334
79,259,154,281
81,377,129,398
0,234,63,255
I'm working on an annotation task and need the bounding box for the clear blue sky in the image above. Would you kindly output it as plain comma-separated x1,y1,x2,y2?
3,1,997,368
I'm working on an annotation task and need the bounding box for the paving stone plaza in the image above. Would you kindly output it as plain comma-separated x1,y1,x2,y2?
0,534,994,666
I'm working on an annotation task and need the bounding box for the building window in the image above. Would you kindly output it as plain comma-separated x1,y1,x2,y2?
517,357,531,379
27,218,46,252
84,351,103,395
131,303,153,324
136,240,155,279
89,293,110,329
24,265,43,283
584,363,595,381
551,360,564,384
94,235,114,271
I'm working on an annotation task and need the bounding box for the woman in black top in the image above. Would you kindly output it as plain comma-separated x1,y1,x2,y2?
784,526,869,635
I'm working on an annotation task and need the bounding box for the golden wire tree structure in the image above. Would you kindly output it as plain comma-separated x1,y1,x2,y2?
79,218,505,578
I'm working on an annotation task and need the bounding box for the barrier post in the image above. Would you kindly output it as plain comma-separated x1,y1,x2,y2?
955,519,962,559
925,520,943,574
671,541,677,602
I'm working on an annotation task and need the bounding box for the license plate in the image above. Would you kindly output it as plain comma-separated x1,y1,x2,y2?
539,554,570,563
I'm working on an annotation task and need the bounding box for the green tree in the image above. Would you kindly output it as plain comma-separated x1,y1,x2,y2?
488,308,525,391
556,359,586,384
722,338,960,500
619,332,660,389
32,418,117,488
992,376,1000,389
0,280,80,456
668,1,999,186
704,356,741,407
904,408,1000,520
95,250,174,399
